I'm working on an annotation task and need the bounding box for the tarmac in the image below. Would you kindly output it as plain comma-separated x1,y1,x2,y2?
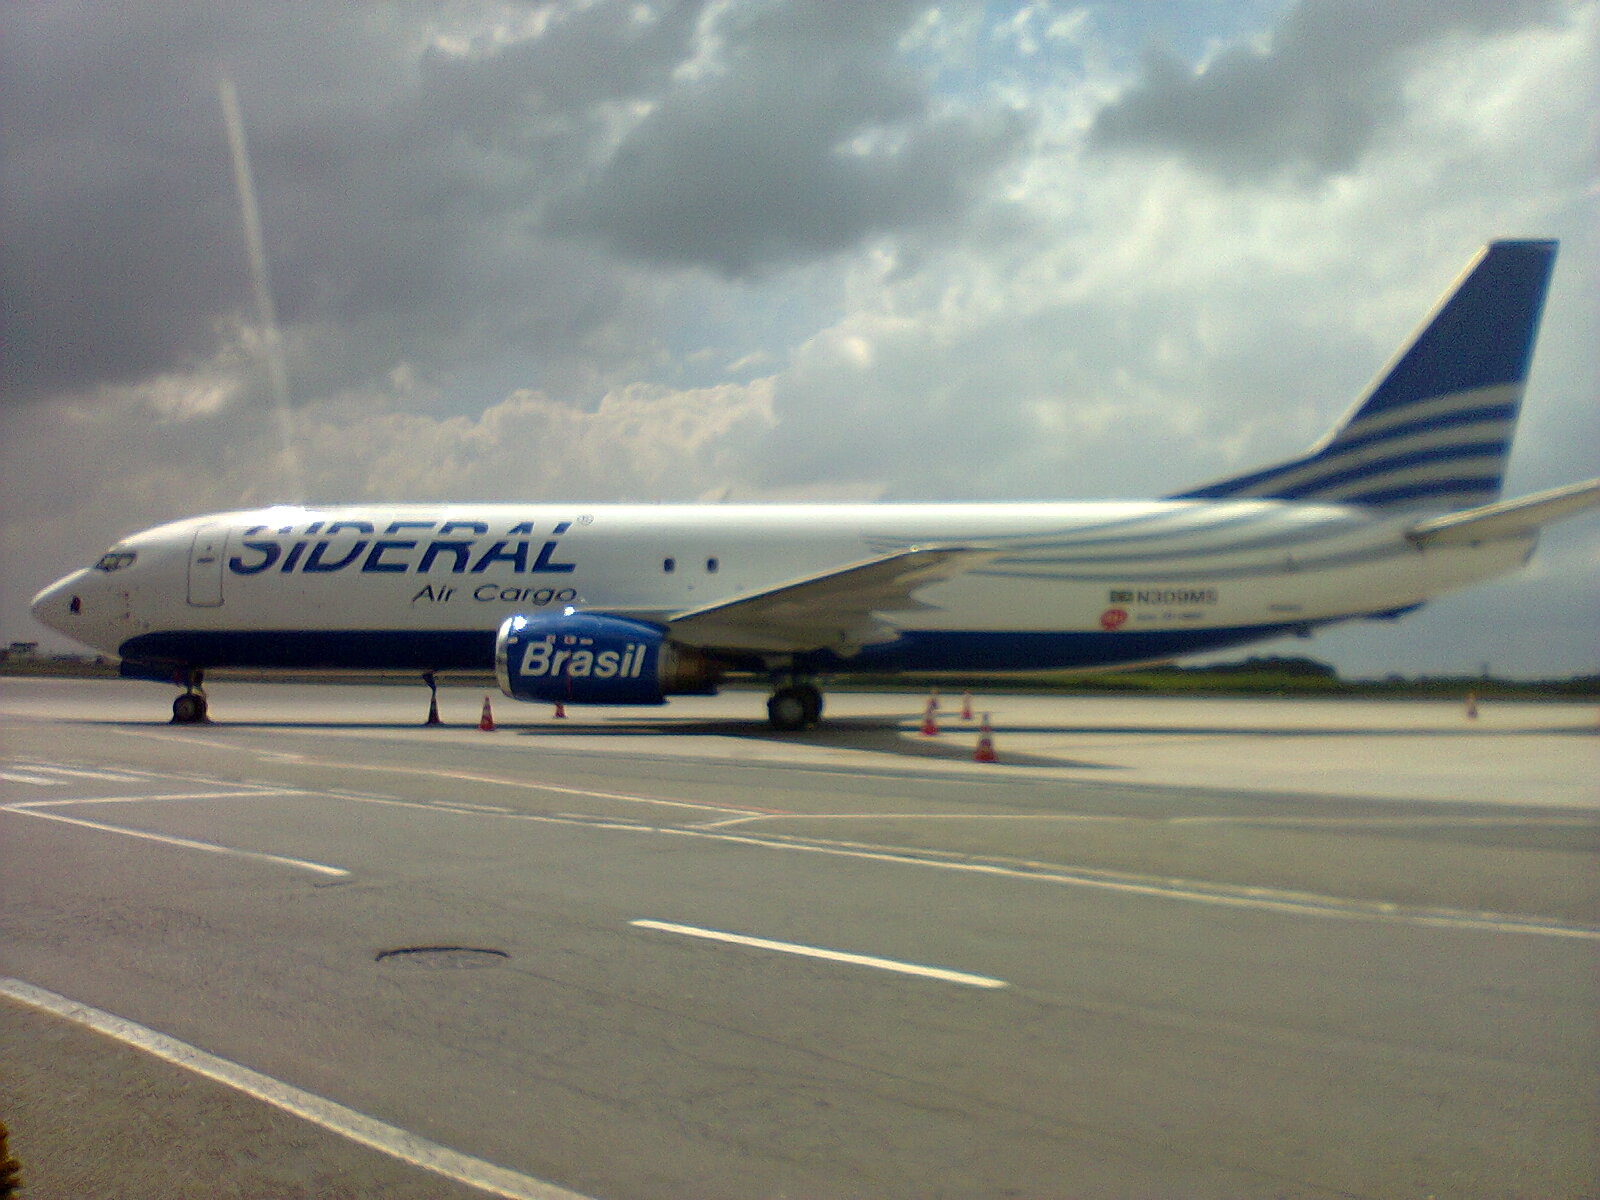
2,678,1596,1198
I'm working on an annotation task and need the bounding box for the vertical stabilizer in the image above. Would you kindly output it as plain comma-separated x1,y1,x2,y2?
1175,240,1558,510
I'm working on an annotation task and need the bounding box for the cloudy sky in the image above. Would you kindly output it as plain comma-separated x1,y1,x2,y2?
2,0,1595,678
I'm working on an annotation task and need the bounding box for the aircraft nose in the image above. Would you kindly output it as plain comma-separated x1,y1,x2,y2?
30,572,90,638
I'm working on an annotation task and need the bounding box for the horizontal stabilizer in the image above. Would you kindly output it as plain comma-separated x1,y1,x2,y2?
667,547,994,654
1405,478,1600,547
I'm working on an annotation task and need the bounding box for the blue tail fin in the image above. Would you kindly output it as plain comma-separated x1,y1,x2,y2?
1174,239,1558,511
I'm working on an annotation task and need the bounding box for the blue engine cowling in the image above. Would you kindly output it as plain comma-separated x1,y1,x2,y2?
494,612,721,706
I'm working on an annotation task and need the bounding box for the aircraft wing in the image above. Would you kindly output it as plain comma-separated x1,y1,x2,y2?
1405,478,1600,547
665,547,994,655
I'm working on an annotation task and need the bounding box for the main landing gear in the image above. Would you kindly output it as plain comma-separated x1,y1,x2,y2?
171,668,209,724
767,677,823,731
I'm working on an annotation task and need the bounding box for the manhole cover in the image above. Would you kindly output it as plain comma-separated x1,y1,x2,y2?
375,946,509,969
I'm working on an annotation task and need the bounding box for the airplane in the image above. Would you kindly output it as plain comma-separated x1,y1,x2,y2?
30,239,1600,730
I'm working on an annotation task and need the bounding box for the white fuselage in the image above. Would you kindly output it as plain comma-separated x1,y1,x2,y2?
32,500,1534,676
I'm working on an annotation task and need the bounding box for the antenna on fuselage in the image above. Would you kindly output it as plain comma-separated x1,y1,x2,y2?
220,76,304,503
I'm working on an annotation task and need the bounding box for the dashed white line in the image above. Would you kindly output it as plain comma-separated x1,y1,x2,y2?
0,977,596,1200
631,919,1009,989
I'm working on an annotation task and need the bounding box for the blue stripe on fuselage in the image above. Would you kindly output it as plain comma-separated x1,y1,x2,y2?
119,621,1336,677
120,629,497,672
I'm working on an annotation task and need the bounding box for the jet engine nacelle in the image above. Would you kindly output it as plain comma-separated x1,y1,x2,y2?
494,612,720,706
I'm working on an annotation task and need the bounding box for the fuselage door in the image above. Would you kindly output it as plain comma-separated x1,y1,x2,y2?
187,525,226,607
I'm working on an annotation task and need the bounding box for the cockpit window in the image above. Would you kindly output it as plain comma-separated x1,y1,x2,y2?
93,549,137,572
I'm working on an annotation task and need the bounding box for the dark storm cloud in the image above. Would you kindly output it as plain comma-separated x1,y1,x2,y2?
1088,0,1572,179
1,0,1023,405
0,1,711,404
416,0,705,125
553,1,1031,276
3,4,242,400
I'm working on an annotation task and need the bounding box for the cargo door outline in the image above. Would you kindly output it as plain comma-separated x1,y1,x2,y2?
187,526,226,607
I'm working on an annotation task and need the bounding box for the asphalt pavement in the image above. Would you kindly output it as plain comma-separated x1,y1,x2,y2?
2,679,1596,1198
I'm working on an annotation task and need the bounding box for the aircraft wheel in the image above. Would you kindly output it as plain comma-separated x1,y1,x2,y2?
767,688,810,731
796,684,823,726
172,693,208,724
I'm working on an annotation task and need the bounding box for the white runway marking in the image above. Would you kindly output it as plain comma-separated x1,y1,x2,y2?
625,824,1600,941
393,767,786,817
15,762,151,782
631,919,1009,988
1171,813,1598,828
6,789,306,809
0,805,349,877
109,728,240,749
32,745,1595,941
1,771,61,785
0,977,596,1200
257,782,1600,941
110,731,791,818
697,811,1598,831
676,828,1600,940
696,811,1138,829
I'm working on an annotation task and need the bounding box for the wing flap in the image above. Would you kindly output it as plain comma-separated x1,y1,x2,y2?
666,547,993,655
1405,478,1600,547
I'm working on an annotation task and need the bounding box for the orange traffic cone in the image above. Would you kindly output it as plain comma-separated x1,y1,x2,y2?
919,696,939,737
973,713,998,763
960,690,974,721
479,696,496,732
553,701,567,719
1464,691,1479,720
